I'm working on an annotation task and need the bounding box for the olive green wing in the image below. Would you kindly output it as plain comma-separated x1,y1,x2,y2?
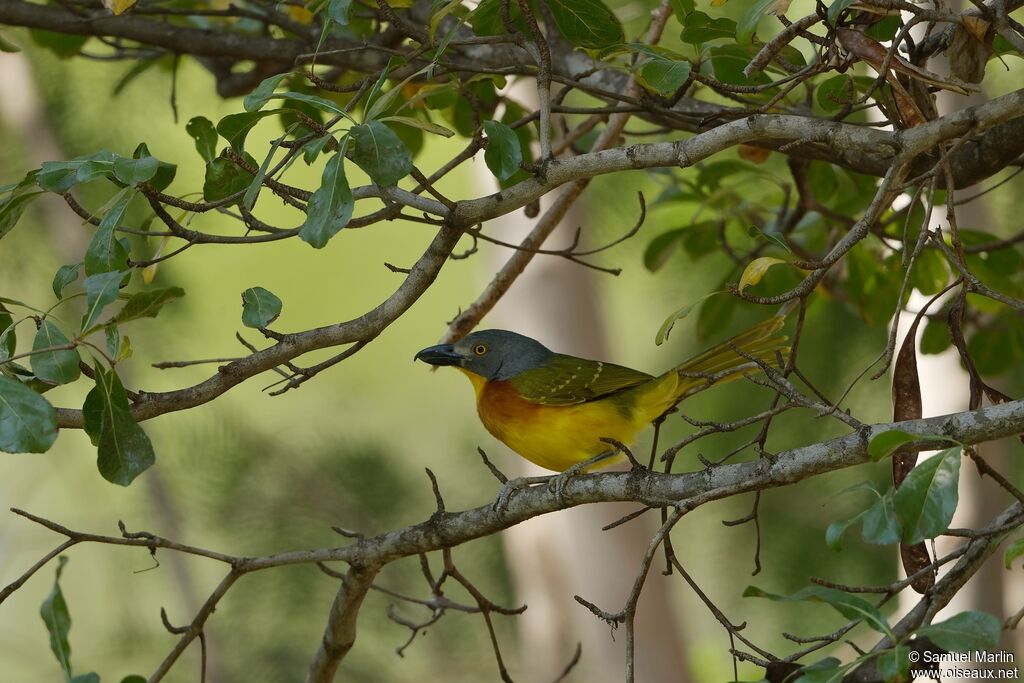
509,355,654,406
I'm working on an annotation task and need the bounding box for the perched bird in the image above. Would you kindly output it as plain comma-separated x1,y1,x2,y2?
415,317,788,473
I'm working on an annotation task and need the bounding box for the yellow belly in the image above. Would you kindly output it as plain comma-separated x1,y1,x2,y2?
459,369,678,472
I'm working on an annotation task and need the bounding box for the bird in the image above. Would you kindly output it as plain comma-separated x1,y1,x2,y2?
415,316,788,473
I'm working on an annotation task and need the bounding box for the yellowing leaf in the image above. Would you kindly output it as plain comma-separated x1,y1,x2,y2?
288,5,315,23
103,0,136,15
738,257,786,293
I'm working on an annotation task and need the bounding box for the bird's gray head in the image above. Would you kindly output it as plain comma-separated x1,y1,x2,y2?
415,330,554,380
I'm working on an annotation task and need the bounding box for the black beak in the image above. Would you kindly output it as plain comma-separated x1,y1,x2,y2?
414,343,464,366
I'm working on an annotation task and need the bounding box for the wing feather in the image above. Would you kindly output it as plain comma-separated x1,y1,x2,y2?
509,355,653,405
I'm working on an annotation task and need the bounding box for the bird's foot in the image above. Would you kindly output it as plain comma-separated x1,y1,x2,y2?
548,450,617,506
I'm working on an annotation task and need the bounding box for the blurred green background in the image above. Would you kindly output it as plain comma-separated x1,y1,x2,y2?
1,7,1022,681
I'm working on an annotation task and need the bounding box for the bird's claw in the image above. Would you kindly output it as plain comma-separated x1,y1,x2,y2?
493,476,545,512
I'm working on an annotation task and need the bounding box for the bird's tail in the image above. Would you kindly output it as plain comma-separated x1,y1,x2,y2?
669,315,789,400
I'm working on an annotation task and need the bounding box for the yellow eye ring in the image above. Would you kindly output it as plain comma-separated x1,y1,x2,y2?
473,344,488,356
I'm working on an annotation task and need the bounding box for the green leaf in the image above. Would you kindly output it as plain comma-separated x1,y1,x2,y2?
743,585,890,634
644,227,689,271
0,32,21,52
736,0,777,44
112,287,185,324
241,287,283,328
302,134,335,164
482,120,522,182
380,116,455,138
274,91,352,118
866,15,901,41
105,324,121,358
669,0,694,20
84,189,133,275
920,317,951,355
132,143,176,191
186,116,219,162
827,0,858,24
244,73,288,111
471,0,525,36
876,646,909,683
243,130,290,210
203,153,256,202
629,46,691,96
892,447,961,544
328,0,353,23
655,291,722,345
861,491,901,545
71,675,100,683
40,555,72,678
52,263,81,299
914,611,1001,651
120,677,147,683
300,150,354,248
0,303,15,359
216,111,280,155
29,30,88,58
31,321,81,386
794,658,845,683
0,375,58,453
867,429,952,461
910,248,949,296
1005,537,1024,569
83,365,155,485
680,12,735,43
546,0,624,49
825,511,864,551
0,172,42,241
349,121,412,185
704,44,771,86
82,271,127,332
112,155,159,186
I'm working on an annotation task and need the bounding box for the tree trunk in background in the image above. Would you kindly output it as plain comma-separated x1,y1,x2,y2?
479,146,688,680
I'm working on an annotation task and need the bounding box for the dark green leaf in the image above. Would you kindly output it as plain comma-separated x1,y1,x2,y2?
866,15,901,41
1004,537,1024,569
736,0,777,44
0,375,58,453
919,317,951,355
349,121,412,185
112,155,159,186
244,73,288,111
84,365,155,485
744,585,890,634
302,134,335,165
112,287,185,324
644,227,688,271
84,189,133,276
892,447,961,544
71,675,100,683
36,152,115,192
545,0,624,49
0,304,15,359
241,287,283,328
203,154,256,202
827,0,858,24
914,611,1001,651
794,658,845,683
186,116,219,162
300,151,354,248
967,327,1015,375
0,172,42,241
216,111,279,155
328,0,353,24
471,0,525,36
40,555,72,678
825,511,864,551
680,11,735,43
483,120,522,182
655,291,721,345
861,491,901,545
867,429,951,461
82,271,127,332
120,677,147,683
31,321,80,386
29,30,88,58
52,263,81,299
816,74,858,113
632,47,691,96
704,44,771,86
910,248,949,296
876,646,909,683
669,0,694,19
133,143,176,191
